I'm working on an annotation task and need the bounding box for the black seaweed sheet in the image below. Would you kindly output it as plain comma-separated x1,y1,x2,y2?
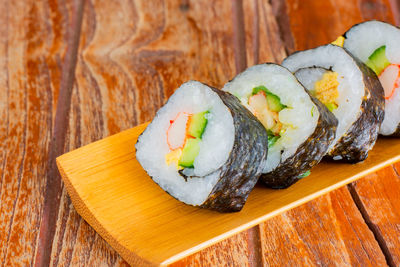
200,88,269,212
393,125,400,137
137,84,269,213
283,45,385,163
343,21,398,137
327,53,385,162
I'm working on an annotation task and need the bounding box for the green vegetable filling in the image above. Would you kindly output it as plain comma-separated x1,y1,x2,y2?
250,86,288,147
266,130,280,147
299,170,311,178
325,102,338,112
178,111,209,168
252,86,287,112
179,138,201,168
187,111,209,138
365,45,390,75
311,106,316,117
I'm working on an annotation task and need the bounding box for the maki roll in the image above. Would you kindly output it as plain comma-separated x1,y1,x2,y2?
283,44,385,162
342,21,400,136
135,81,268,212
223,64,337,189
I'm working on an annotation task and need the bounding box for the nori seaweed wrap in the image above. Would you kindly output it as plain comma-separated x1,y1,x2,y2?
135,81,268,212
283,44,385,163
223,63,338,189
343,21,400,136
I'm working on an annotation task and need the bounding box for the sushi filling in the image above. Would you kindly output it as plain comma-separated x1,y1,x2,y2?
313,71,340,112
246,86,288,147
136,81,235,205
366,46,400,100
165,111,209,175
295,67,341,113
223,64,319,174
342,21,400,135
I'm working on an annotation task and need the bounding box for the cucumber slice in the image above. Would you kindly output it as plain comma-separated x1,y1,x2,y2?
252,86,286,112
299,170,311,178
252,85,269,95
178,138,201,168
366,45,390,75
266,93,286,112
325,102,338,112
187,111,209,138
266,130,279,147
268,135,279,147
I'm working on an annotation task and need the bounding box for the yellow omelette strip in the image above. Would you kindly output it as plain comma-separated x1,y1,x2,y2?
332,36,345,47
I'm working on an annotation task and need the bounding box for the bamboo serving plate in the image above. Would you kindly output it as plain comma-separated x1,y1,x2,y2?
56,123,400,266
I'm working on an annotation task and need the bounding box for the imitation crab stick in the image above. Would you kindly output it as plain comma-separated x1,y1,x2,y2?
379,64,400,100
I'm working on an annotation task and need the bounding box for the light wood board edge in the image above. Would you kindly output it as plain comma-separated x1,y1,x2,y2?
57,158,155,266
161,151,400,265
56,127,400,266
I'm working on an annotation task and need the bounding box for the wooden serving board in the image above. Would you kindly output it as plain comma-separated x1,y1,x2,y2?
56,123,400,266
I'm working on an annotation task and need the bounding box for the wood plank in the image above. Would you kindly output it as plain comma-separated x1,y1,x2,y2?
389,0,400,25
243,0,286,66
350,165,400,265
170,231,254,267
260,187,386,266
274,0,395,53
35,0,85,266
0,0,75,266
54,0,400,265
51,0,258,265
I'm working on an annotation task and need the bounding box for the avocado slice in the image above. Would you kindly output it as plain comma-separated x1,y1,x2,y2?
187,111,209,138
365,45,390,75
178,138,201,168
252,86,287,112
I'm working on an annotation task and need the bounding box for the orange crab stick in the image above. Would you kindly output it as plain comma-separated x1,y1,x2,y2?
166,112,192,150
379,64,400,100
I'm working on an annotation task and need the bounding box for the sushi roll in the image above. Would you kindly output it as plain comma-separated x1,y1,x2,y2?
223,63,337,189
135,81,269,212
283,44,385,162
342,21,400,136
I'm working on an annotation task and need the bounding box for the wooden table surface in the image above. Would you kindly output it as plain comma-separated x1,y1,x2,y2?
1,0,400,266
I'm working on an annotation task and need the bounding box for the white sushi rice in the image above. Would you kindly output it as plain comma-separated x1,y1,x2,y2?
223,64,319,173
294,67,327,92
135,81,234,206
283,45,364,153
344,21,400,135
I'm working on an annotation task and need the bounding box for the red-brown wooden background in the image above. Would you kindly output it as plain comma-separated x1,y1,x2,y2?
1,0,400,266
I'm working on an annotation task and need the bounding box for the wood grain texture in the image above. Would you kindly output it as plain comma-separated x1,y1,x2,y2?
350,165,400,266
35,0,85,266
260,187,386,266
266,1,400,266
274,0,395,53
231,0,247,73
243,0,286,66
56,123,400,265
50,0,258,266
0,0,75,266
170,231,254,267
1,0,397,266
389,0,400,25
53,0,400,266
